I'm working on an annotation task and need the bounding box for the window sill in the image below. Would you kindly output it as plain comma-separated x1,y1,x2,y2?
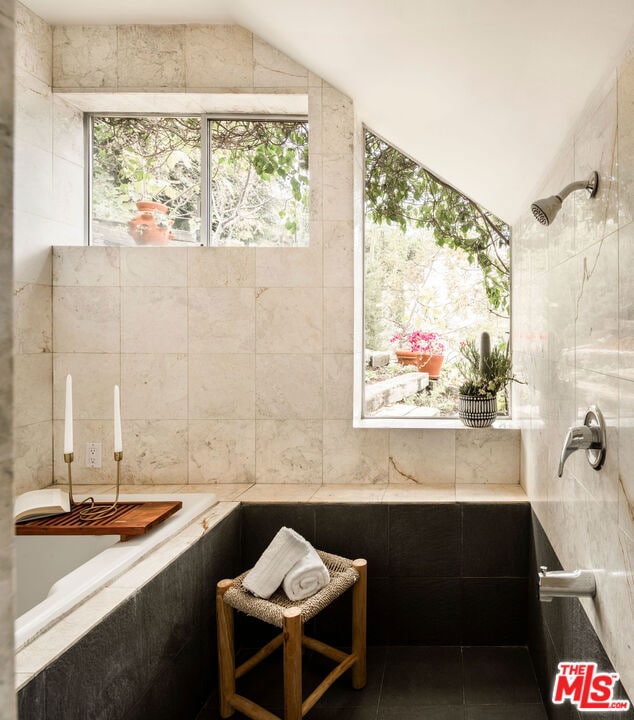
353,417,523,430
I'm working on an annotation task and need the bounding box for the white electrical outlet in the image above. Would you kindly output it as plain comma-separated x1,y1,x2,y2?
86,442,102,468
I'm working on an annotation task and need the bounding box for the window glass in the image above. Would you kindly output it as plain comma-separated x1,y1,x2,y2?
91,116,201,246
363,130,511,420
90,115,309,248
209,119,309,247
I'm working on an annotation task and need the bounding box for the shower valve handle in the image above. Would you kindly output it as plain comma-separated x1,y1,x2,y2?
557,406,606,478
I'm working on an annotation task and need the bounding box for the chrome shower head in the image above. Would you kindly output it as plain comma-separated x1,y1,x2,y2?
531,171,599,226
531,195,563,226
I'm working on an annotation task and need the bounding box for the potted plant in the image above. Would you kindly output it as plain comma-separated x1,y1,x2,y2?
457,333,518,427
127,200,175,246
389,331,445,380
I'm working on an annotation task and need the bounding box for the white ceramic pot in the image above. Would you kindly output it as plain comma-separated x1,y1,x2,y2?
458,394,498,428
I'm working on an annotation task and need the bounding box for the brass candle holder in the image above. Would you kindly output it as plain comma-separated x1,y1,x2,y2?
64,450,122,521
64,451,95,508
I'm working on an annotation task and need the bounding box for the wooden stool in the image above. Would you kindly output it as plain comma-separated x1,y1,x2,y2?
216,551,367,720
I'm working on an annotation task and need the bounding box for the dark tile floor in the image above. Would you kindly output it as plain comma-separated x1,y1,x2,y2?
197,646,547,720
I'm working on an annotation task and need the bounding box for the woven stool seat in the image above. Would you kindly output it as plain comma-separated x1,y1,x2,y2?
224,550,359,628
216,550,367,720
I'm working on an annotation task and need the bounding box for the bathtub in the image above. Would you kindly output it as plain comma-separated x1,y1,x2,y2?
14,492,217,651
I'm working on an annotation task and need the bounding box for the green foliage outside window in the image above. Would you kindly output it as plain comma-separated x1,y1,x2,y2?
365,130,510,316
210,120,309,246
363,129,511,418
91,116,308,247
92,116,201,243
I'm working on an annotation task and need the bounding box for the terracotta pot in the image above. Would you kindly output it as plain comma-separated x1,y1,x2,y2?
458,394,498,428
128,201,174,246
395,350,444,380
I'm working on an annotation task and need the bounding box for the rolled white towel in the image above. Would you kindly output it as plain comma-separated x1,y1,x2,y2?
243,527,310,599
283,546,330,601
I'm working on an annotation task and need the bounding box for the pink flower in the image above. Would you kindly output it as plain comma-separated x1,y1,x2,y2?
390,330,445,355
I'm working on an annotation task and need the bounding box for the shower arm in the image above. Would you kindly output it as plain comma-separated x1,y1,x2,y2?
558,172,599,203
556,180,589,202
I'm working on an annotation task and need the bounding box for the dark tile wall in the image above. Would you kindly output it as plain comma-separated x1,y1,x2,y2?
240,502,530,647
26,502,632,720
527,511,633,720
17,510,241,720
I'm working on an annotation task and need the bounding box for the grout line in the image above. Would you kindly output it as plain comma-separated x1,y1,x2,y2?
185,250,190,484
386,504,391,579
460,503,464,578
460,645,466,706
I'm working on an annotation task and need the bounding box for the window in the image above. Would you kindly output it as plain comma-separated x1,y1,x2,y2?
209,120,309,247
91,116,201,246
89,115,309,248
361,129,511,422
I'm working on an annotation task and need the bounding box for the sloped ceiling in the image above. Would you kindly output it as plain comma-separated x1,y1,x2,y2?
24,0,634,223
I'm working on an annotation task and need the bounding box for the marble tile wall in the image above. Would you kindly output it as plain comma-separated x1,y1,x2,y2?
52,24,310,93
13,2,84,495
46,22,520,489
0,0,15,716
512,46,634,701
52,245,520,486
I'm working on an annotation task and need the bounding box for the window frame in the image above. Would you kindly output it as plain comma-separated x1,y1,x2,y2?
353,125,515,429
85,112,309,248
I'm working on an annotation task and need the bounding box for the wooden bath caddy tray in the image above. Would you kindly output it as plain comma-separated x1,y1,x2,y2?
15,501,182,541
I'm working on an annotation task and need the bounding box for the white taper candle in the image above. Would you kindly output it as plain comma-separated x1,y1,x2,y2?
114,385,122,453
64,374,73,454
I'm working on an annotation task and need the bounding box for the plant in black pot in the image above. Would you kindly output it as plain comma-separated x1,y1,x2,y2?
457,333,519,428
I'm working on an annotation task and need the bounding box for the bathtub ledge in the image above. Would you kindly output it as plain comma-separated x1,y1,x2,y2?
238,483,527,504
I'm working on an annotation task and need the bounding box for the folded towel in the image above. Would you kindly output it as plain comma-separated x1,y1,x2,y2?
243,527,310,599
283,545,330,601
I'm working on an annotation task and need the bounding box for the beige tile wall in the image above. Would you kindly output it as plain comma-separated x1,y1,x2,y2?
51,241,520,486
513,52,634,699
0,0,15,716
48,21,519,487
13,3,84,495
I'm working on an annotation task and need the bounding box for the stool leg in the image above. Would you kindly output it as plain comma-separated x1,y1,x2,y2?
351,559,367,689
283,608,303,720
216,580,236,718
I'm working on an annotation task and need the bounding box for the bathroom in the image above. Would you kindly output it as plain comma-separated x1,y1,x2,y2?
2,2,634,719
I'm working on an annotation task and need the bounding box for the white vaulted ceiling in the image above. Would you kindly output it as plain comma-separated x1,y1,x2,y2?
23,0,634,223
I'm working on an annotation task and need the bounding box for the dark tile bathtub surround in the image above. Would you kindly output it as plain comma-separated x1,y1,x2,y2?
130,509,242,720
17,670,44,720
388,505,461,577
316,504,390,578
240,504,318,570
240,503,530,647
18,510,242,720
18,501,530,720
527,511,633,720
24,501,630,720
463,503,530,576
47,597,145,718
